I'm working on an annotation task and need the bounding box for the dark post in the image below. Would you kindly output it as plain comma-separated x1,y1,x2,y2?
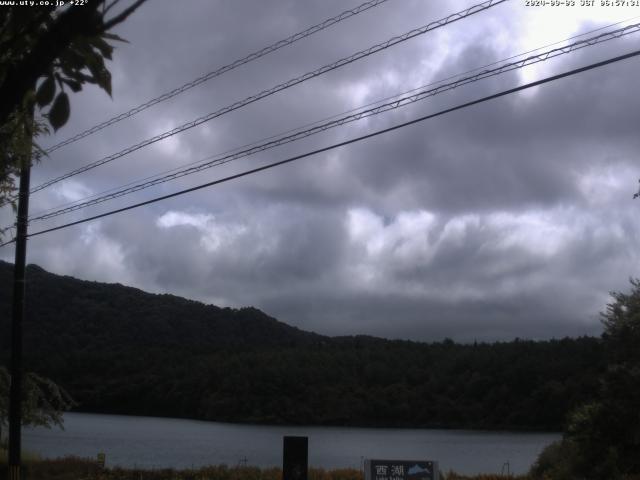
8,139,32,480
283,436,308,480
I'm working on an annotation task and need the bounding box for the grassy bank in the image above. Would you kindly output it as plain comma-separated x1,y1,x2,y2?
1,454,529,480
0,447,41,465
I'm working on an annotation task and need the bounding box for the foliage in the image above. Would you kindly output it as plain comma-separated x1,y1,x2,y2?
601,279,640,366
0,107,49,240
529,440,579,480
0,261,606,432
566,279,640,479
0,0,146,208
530,280,640,480
0,365,76,444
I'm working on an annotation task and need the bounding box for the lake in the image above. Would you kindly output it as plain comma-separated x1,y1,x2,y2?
23,412,559,476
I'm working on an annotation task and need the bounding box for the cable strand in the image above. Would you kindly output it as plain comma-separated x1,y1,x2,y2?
26,14,640,218
27,0,507,196
43,0,394,154
6,47,636,245
27,22,640,223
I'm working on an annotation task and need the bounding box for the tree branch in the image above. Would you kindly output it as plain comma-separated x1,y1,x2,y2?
102,0,123,16
0,0,147,128
0,3,103,126
101,0,147,32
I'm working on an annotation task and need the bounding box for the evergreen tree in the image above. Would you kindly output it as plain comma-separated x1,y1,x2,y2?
532,279,640,479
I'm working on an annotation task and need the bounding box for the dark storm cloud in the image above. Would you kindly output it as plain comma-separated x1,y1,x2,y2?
329,35,640,214
3,0,639,341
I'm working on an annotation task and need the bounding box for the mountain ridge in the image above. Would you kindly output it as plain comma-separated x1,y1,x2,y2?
0,259,324,352
0,260,605,430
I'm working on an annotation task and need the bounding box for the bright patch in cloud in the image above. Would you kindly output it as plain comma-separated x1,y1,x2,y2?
347,208,437,259
514,4,640,84
487,210,572,258
52,180,93,202
345,206,576,299
339,81,371,107
577,162,637,206
157,211,213,229
156,210,246,252
45,223,131,285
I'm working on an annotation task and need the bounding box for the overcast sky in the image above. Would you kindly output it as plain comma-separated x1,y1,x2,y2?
2,0,639,341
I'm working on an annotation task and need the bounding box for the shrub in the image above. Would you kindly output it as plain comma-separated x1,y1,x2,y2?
529,439,580,480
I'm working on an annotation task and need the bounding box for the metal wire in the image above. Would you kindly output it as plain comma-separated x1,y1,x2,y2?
27,21,640,223
27,0,507,195
11,47,640,243
27,14,640,218
43,0,394,154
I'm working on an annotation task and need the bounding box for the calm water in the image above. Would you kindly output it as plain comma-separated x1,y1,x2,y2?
23,413,559,475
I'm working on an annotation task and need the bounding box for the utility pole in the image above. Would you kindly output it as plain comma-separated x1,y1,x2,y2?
8,109,33,480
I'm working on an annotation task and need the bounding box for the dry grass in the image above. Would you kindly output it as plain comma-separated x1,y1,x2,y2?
0,447,42,465
443,474,527,480
0,458,532,480
0,455,533,480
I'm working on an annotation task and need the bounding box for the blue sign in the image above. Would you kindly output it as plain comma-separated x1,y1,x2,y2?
365,459,438,480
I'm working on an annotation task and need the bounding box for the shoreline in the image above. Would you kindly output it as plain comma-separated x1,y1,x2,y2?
64,410,563,435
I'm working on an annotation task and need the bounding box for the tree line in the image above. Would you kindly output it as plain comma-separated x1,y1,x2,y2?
0,261,605,431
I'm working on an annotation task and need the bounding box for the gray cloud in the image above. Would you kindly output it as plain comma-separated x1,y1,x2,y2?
2,0,639,342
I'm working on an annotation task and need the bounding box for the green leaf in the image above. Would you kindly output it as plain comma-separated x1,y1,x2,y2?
101,32,129,43
100,68,112,96
63,70,96,85
89,36,113,60
82,48,112,96
48,92,70,131
35,75,56,108
32,139,48,162
61,77,82,93
60,47,85,70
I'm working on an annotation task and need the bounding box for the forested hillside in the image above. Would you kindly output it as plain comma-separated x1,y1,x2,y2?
0,261,605,430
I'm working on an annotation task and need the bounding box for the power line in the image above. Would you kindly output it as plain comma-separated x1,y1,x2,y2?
26,0,506,196
43,0,394,155
0,47,635,247
26,22,640,223
26,14,640,219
